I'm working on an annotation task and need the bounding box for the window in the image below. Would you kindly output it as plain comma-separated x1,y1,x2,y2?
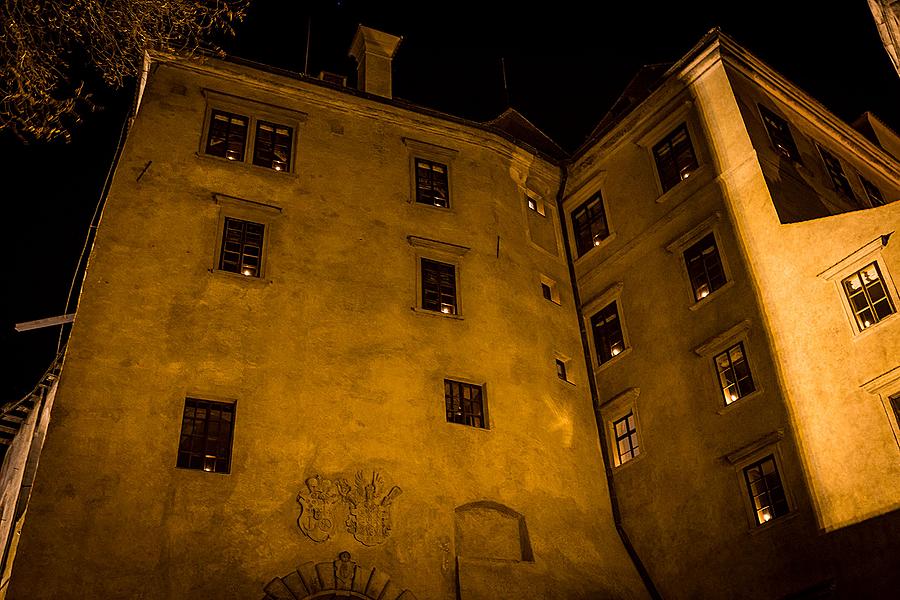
252,121,293,171
759,105,801,162
219,217,265,277
715,342,756,405
541,282,553,301
421,258,457,314
206,110,248,161
684,232,727,302
526,194,546,216
539,275,560,304
415,158,450,208
742,455,789,526
860,177,886,207
177,398,235,474
841,262,896,330
653,123,699,192
891,394,900,428
818,147,856,200
591,301,625,365
613,412,640,465
444,380,486,428
572,192,610,256
555,359,567,381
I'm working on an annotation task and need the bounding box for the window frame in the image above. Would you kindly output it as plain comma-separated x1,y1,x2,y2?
408,235,469,319
861,366,900,452
571,191,612,258
818,235,899,337
199,90,304,175
757,104,802,163
859,175,886,208
724,431,797,533
554,352,574,385
600,387,645,470
584,282,631,371
693,320,762,413
651,122,700,194
665,213,734,310
443,378,489,430
403,137,459,211
175,396,236,475
816,144,858,203
211,194,281,282
539,274,561,305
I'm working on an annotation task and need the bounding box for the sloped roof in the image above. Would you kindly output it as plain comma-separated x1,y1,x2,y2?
483,107,567,160
582,63,671,146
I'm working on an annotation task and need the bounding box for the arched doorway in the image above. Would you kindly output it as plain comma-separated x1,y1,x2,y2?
262,551,417,600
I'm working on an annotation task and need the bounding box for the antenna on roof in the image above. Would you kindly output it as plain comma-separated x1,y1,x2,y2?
500,57,510,107
303,17,312,74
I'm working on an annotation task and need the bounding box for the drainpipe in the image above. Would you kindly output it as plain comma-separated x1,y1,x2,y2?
555,164,662,600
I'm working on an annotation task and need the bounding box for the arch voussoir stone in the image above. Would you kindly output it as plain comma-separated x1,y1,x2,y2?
262,551,417,600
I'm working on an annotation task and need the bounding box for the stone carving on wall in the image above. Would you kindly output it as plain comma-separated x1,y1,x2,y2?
296,475,342,543
340,471,403,546
296,470,402,546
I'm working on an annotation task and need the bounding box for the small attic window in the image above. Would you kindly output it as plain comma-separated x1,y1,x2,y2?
319,71,347,87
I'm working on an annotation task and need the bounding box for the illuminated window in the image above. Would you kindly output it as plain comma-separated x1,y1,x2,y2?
205,110,248,161
415,158,450,208
860,177,885,207
252,121,293,172
818,146,856,201
715,342,755,405
444,380,486,429
421,258,457,314
842,262,896,330
526,194,546,216
653,123,699,192
613,412,640,465
759,105,800,162
684,233,726,302
572,192,610,256
177,398,235,474
743,455,789,526
219,217,265,277
591,301,625,365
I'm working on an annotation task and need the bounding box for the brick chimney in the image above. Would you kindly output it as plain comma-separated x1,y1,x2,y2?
348,25,403,99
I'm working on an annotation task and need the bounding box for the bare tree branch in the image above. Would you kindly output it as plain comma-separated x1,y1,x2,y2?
1,0,249,142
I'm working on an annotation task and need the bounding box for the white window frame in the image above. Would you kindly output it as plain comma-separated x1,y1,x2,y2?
599,387,644,469
693,320,762,413
539,274,561,305
665,212,734,310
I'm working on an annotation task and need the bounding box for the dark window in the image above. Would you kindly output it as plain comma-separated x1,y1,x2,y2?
421,258,457,314
759,106,801,162
591,301,625,365
842,262,896,330
444,380,485,428
653,123,699,192
177,398,235,474
743,455,789,525
415,158,450,208
684,233,726,302
555,359,567,381
613,412,640,465
206,110,248,161
541,282,553,301
252,121,293,171
819,147,856,200
572,192,609,256
891,395,900,427
715,342,756,405
860,177,886,207
219,217,265,277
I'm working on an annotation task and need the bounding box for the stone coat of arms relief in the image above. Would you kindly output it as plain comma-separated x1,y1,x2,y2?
296,470,402,547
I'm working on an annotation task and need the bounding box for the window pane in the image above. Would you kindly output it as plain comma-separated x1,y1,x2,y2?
571,192,609,256
591,301,625,364
206,110,248,161
421,258,457,314
444,380,486,429
177,398,235,474
415,158,450,208
653,124,698,192
252,120,293,171
219,218,265,278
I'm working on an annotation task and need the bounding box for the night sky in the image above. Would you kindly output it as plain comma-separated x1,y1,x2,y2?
2,1,898,401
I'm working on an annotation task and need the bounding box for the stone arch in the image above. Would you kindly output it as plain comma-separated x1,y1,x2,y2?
261,551,417,600
454,500,534,562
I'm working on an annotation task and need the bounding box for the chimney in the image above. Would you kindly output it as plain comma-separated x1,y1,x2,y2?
348,25,403,99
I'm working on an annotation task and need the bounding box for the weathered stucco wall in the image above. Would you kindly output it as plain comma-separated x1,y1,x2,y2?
9,59,648,599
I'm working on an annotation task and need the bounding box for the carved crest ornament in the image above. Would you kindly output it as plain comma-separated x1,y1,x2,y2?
297,471,402,546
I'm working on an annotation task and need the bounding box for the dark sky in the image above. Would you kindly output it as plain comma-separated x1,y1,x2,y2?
2,1,898,401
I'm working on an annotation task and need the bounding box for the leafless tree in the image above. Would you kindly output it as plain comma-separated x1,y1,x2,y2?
1,0,249,142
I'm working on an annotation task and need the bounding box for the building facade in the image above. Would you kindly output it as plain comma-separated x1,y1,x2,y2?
3,26,899,599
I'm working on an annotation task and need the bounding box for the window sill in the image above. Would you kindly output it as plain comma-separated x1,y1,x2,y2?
411,307,464,320
688,279,735,311
655,164,708,204
850,311,898,341
411,199,454,213
557,377,576,387
573,232,618,266
595,346,632,374
716,389,763,415
747,509,799,536
195,152,299,179
612,450,647,472
445,420,490,432
209,268,272,286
